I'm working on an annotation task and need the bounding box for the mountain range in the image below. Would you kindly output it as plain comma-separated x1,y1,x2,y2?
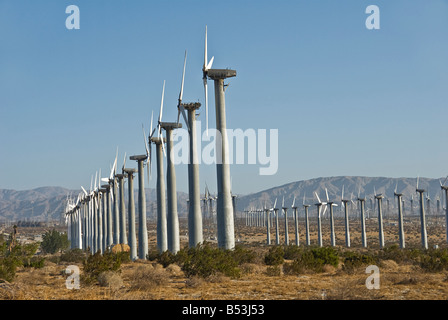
0,176,446,222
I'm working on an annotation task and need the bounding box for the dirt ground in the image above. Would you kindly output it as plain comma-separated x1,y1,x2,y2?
1,216,448,301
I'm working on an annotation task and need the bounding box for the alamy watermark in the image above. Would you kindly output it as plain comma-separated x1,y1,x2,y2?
171,122,278,176
65,265,80,290
365,265,380,290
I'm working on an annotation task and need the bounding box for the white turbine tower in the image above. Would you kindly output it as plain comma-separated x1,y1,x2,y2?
314,191,327,247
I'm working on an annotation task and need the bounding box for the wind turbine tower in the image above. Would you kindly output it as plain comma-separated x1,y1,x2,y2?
394,187,405,249
325,189,337,247
130,155,149,259
303,195,311,246
282,197,289,245
357,195,367,248
374,188,385,248
116,170,128,245
292,197,299,246
440,177,448,243
123,168,138,260
416,177,428,250
202,25,236,250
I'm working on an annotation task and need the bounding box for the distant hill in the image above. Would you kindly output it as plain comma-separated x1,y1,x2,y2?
0,176,445,222
235,176,446,214
0,187,188,222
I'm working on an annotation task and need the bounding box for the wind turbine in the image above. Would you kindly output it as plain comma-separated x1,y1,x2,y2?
100,180,112,251
176,50,203,248
416,176,428,249
123,166,137,260
274,198,280,245
394,183,405,249
374,186,385,248
440,176,448,243
357,188,368,248
115,153,128,245
325,188,337,247
314,191,327,247
282,196,289,245
159,81,182,254
341,186,351,248
303,194,311,246
109,149,120,246
202,25,215,135
149,84,168,253
202,25,236,250
292,196,299,246
266,198,277,245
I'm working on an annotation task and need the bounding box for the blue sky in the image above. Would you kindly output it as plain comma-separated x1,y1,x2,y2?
0,0,447,195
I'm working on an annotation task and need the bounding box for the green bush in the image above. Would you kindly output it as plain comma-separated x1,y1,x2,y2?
0,241,40,282
342,251,376,273
283,246,340,274
264,246,284,266
283,245,301,260
40,229,69,254
81,250,124,284
23,256,45,269
180,243,240,279
231,245,257,265
419,248,448,272
60,248,87,263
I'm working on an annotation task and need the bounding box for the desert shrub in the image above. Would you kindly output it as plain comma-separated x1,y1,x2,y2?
23,256,45,269
98,271,123,290
265,265,282,276
40,229,69,254
60,248,86,263
129,265,168,290
419,248,448,272
283,246,339,274
264,246,284,266
0,257,21,282
181,243,240,279
81,250,123,284
157,250,177,268
146,249,160,261
185,275,204,288
342,251,376,273
231,245,257,265
283,245,301,260
0,242,40,282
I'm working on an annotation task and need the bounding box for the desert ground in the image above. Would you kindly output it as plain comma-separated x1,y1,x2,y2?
1,215,448,301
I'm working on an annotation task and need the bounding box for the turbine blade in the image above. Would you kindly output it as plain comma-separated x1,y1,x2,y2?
142,124,150,157
314,192,321,204
159,80,165,124
204,25,208,70
179,50,187,102
207,56,214,70
122,152,127,172
150,110,154,139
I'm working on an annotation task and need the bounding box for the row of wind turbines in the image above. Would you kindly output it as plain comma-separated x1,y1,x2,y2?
244,177,448,250
64,26,238,260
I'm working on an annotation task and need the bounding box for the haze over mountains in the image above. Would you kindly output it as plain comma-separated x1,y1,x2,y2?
0,176,445,222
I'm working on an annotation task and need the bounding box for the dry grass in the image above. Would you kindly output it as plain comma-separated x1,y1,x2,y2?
2,217,448,300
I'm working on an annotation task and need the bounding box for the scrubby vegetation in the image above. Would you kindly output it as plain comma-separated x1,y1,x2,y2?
40,229,69,254
81,250,130,285
0,237,41,282
147,242,257,280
